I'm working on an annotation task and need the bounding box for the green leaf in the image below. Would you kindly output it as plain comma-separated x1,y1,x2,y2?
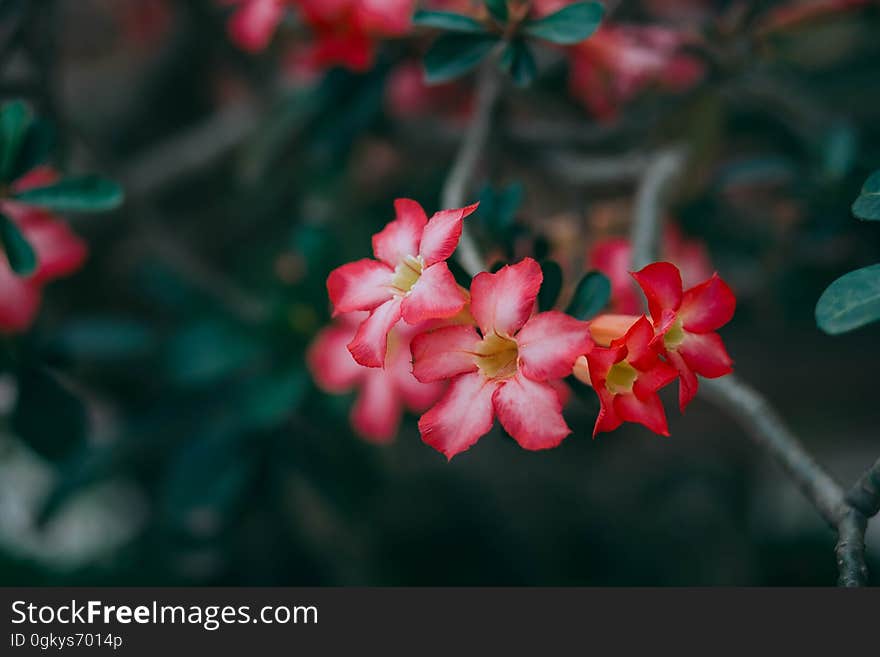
167,321,263,386
538,260,563,312
52,317,155,362
240,371,307,430
852,170,880,221
500,39,537,87
0,211,37,276
12,118,54,180
522,1,604,45
566,271,611,320
0,100,30,181
816,264,880,334
485,0,508,22
12,175,124,212
412,10,488,33
424,33,499,84
12,366,88,463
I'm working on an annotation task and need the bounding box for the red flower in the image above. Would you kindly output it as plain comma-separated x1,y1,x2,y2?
308,312,444,443
411,258,590,459
0,168,88,334
632,262,735,412
568,24,704,121
220,0,290,53
326,199,478,368
589,225,714,314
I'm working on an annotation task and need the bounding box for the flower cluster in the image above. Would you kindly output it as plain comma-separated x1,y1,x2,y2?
310,199,736,459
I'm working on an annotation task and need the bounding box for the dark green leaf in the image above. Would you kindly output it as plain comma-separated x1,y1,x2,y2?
12,118,54,181
167,321,263,386
485,0,508,22
500,39,537,87
52,317,155,362
12,175,124,212
816,264,880,334
424,33,499,84
538,260,563,311
0,100,30,181
566,270,611,320
522,1,604,45
12,366,88,463
240,371,307,430
852,170,880,221
413,10,488,33
0,211,37,276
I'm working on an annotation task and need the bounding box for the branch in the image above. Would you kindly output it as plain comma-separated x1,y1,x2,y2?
630,146,687,271
846,456,880,518
441,64,502,277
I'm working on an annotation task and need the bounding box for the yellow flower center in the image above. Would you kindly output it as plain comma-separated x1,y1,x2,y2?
606,361,637,395
475,332,519,380
663,318,685,350
390,254,423,295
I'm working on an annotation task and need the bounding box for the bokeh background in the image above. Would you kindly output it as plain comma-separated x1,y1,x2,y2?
1,0,879,585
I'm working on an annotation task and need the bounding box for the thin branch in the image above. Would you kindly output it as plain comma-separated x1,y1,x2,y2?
630,146,687,271
441,63,502,277
846,456,880,518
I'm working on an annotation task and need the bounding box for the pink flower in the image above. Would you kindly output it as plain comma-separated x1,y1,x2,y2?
308,312,444,443
221,0,290,53
326,199,478,368
411,258,591,459
589,225,714,314
384,61,473,122
0,168,88,334
568,24,705,121
632,262,735,412
577,316,679,437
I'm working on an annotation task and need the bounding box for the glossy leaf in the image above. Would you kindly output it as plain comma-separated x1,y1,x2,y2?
0,211,37,276
538,260,563,312
485,0,508,22
12,118,54,181
12,175,124,212
852,170,880,221
500,39,537,87
566,270,611,320
816,264,880,334
412,10,488,33
0,100,30,181
522,2,604,45
424,33,498,84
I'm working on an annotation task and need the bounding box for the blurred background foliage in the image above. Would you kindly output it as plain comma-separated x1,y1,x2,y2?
0,0,879,585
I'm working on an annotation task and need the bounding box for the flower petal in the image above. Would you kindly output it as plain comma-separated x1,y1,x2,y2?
593,387,622,437
677,330,733,378
621,315,658,370
411,324,480,383
614,392,670,436
631,261,683,323
667,349,698,412
228,0,285,52
307,322,364,392
493,375,571,450
679,273,736,333
470,257,542,337
632,359,679,398
351,369,402,444
400,262,466,324
327,258,393,315
418,372,498,460
418,203,479,267
23,212,88,284
348,297,402,368
371,198,427,267
517,311,592,381
0,268,41,333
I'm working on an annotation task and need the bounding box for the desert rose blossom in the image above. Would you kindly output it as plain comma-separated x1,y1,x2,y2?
589,225,714,314
220,0,291,52
0,168,88,333
307,311,444,442
632,262,735,412
327,199,478,368
575,315,679,437
411,258,591,459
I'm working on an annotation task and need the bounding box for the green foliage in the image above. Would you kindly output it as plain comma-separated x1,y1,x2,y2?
522,2,604,45
166,321,263,387
0,211,37,275
51,317,156,362
12,118,54,181
12,175,124,212
500,39,537,88
0,100,29,181
424,33,499,84
538,260,563,311
484,0,508,23
566,271,611,321
478,182,523,234
412,10,488,33
816,264,880,335
852,170,880,221
11,366,88,463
